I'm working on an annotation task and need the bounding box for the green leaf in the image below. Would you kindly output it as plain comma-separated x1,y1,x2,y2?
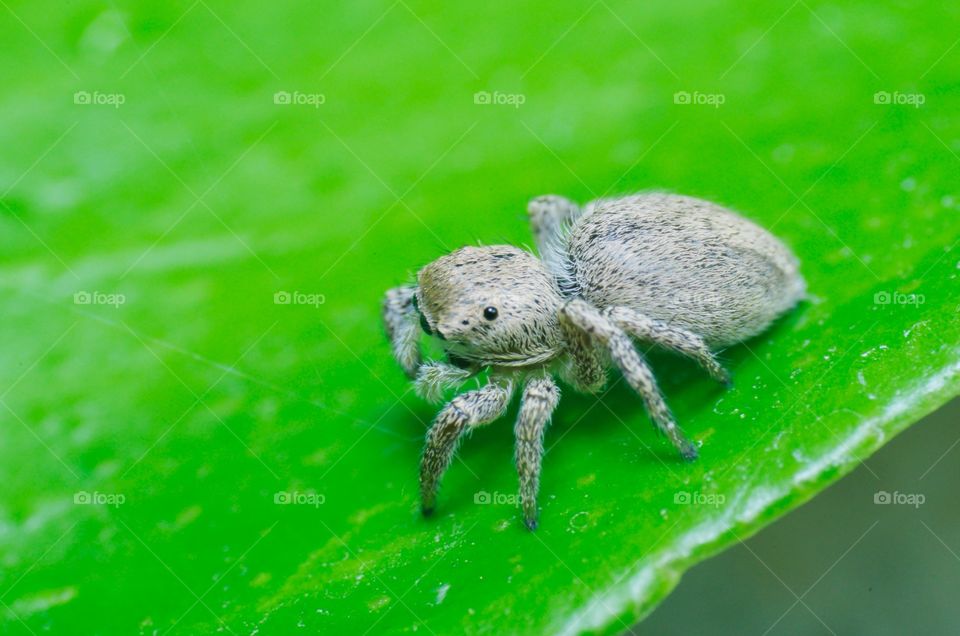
1,1,958,634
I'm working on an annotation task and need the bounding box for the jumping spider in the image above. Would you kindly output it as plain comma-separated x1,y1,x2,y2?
383,193,805,530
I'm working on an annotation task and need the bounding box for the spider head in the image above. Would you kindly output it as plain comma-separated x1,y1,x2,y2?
414,246,564,368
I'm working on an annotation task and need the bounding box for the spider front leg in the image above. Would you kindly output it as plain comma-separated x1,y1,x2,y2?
420,378,514,516
560,298,699,460
382,285,421,378
606,306,731,385
414,361,474,404
514,376,560,530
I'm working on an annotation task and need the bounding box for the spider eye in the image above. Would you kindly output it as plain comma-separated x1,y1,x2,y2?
483,306,499,321
419,313,433,336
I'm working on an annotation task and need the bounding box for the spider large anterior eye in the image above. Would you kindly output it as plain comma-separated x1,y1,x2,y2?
483,306,499,320
419,312,433,335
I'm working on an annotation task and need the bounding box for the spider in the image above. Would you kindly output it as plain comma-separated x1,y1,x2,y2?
383,193,805,530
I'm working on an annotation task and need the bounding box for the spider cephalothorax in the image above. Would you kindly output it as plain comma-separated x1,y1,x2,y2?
415,246,565,368
383,193,805,530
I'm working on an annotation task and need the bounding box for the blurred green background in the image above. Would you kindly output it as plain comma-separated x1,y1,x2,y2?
1,0,958,634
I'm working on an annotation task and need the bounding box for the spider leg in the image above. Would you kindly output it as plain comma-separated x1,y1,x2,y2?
514,376,560,530
382,285,421,378
420,379,514,515
528,195,582,245
414,361,474,404
558,313,607,393
527,195,584,284
606,306,731,385
561,298,698,460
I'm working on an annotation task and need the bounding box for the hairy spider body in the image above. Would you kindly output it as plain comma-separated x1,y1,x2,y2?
383,193,805,530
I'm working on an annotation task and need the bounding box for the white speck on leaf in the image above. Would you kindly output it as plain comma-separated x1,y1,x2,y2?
568,511,590,532
904,321,928,338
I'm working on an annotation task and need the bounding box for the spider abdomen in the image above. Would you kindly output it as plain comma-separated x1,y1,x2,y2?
567,193,806,347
